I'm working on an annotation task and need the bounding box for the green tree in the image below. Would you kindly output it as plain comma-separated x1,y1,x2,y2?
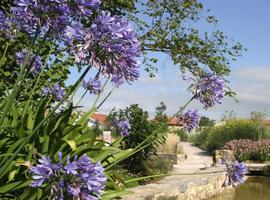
108,104,157,176
199,116,215,127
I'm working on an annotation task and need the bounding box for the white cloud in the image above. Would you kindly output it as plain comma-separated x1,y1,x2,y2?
77,65,270,120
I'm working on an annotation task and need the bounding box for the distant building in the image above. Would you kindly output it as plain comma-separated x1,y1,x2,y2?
88,112,108,130
264,120,270,126
168,117,183,131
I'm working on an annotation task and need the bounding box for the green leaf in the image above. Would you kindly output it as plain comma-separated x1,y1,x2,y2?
27,107,34,130
93,146,122,162
0,181,22,193
66,140,77,151
8,170,16,182
42,135,50,154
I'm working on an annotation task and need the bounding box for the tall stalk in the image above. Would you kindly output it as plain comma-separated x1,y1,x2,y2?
105,96,196,171
0,65,92,179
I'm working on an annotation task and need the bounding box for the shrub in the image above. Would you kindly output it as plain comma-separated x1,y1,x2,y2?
175,129,188,141
145,155,173,176
224,139,270,162
190,119,270,152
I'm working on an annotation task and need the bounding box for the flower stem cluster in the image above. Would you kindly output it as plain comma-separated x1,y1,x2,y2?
177,109,199,132
221,159,248,187
42,83,65,101
82,78,102,95
193,74,225,109
15,49,43,76
30,152,106,200
77,11,141,86
112,119,131,136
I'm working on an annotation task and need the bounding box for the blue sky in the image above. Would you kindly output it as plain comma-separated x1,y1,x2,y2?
71,0,270,120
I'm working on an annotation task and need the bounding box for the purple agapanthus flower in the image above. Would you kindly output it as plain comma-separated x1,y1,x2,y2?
29,155,55,187
75,0,101,15
112,119,130,136
15,49,43,75
30,152,107,200
78,11,141,86
42,83,65,101
64,22,85,42
177,109,199,132
82,78,102,95
10,0,100,39
192,74,225,109
222,159,248,187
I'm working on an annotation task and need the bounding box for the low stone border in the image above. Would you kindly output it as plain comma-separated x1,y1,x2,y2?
121,167,225,200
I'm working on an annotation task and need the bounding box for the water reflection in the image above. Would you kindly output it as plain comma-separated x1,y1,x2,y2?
209,176,270,200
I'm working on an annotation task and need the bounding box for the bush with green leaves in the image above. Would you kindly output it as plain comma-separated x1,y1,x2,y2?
108,104,158,176
190,119,270,152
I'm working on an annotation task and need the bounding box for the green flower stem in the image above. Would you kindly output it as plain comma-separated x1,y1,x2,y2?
133,95,195,151
0,28,47,127
76,90,88,107
0,50,33,127
0,65,92,179
105,95,196,171
75,78,110,125
21,47,53,120
92,78,110,108
97,87,116,110
0,43,9,68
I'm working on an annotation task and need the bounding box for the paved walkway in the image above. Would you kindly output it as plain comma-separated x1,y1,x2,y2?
174,142,213,173
123,142,224,200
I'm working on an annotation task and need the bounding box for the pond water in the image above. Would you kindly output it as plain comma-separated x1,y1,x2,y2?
209,176,270,200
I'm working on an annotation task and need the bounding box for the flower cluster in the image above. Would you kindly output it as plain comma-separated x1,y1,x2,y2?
112,119,131,136
2,0,141,87
42,83,65,101
15,49,43,75
224,139,270,161
221,159,248,187
186,73,225,109
77,11,141,86
82,78,102,95
10,0,101,39
30,152,106,200
177,109,199,132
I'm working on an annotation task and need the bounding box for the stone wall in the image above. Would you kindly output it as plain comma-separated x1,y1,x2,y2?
122,168,225,200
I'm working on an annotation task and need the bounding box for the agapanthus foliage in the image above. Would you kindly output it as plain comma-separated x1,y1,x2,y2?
77,11,141,86
177,109,199,132
15,49,43,75
221,159,248,187
42,83,65,101
82,78,102,95
112,119,131,136
186,73,225,109
30,152,106,200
